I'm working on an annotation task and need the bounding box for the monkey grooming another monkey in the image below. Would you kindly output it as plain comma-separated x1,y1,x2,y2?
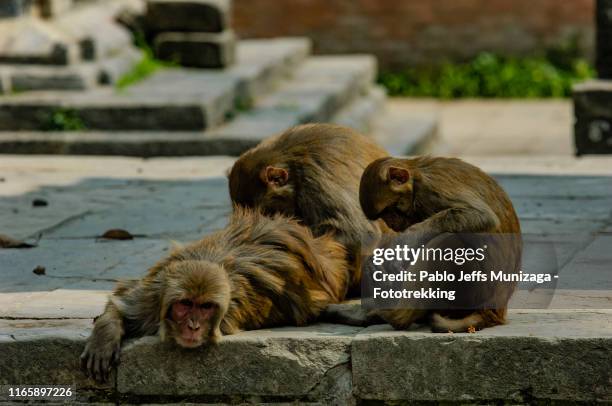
81,208,348,382
229,124,390,294
359,156,522,332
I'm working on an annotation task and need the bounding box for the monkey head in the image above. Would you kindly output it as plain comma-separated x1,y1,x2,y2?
160,260,230,348
229,159,297,217
359,157,415,232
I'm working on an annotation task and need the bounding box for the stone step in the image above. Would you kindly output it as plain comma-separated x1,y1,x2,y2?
154,29,236,68
52,2,134,62
0,0,141,65
0,17,80,65
370,99,439,155
145,0,230,34
0,311,609,403
331,85,386,134
0,47,142,92
0,55,378,155
0,37,311,131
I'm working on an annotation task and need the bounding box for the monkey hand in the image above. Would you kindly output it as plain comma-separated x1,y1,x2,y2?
80,336,121,383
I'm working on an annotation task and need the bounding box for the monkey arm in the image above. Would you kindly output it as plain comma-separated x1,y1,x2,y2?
81,277,162,382
409,205,500,235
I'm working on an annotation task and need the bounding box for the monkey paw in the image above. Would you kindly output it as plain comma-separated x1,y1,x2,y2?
80,340,121,383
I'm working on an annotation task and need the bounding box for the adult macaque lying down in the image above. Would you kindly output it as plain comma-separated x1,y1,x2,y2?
359,156,522,332
81,209,348,382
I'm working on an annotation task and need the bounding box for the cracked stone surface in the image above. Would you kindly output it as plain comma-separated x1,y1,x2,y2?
0,155,611,403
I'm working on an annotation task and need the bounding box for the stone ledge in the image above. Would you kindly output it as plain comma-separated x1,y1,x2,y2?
1,311,610,403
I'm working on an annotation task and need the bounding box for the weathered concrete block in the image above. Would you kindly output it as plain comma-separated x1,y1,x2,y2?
6,65,97,91
0,18,78,65
352,313,612,403
118,325,359,403
0,101,207,131
0,319,112,403
154,30,236,68
53,5,133,61
146,0,230,33
573,80,612,155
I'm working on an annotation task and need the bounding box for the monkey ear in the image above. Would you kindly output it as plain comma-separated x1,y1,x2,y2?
388,166,410,185
387,166,411,193
264,166,289,187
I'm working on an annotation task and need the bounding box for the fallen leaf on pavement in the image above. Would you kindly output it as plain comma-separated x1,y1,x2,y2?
100,229,134,240
32,266,46,275
0,234,36,249
32,198,48,207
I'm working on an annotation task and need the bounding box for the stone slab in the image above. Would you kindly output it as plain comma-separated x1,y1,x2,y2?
330,85,386,134
352,311,612,403
118,325,359,400
52,0,135,61
1,63,97,91
146,0,230,33
0,17,78,65
0,319,113,403
0,47,141,92
154,30,236,68
370,97,439,155
209,55,377,141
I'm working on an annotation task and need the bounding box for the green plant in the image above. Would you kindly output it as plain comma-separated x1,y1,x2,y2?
116,31,175,90
378,52,595,99
44,109,86,131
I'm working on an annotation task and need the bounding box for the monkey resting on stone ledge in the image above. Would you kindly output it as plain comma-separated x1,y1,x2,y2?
81,208,349,382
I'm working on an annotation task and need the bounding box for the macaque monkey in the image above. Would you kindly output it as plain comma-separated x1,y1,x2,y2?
228,124,390,294
359,156,522,332
81,209,348,382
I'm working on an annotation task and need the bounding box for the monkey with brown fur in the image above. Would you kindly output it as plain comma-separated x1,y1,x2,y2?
359,156,522,332
229,124,390,295
81,208,348,382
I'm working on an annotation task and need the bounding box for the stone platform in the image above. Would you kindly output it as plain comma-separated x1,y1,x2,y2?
0,155,611,404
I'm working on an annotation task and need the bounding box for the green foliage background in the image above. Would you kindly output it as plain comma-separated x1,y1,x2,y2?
378,52,594,99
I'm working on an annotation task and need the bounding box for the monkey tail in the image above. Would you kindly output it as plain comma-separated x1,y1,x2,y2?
431,309,507,333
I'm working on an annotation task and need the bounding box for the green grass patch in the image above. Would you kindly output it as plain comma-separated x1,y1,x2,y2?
116,32,175,91
44,109,86,131
378,52,594,99
115,50,167,90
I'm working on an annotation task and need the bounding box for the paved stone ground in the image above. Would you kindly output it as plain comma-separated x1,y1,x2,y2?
0,100,611,403
393,98,574,156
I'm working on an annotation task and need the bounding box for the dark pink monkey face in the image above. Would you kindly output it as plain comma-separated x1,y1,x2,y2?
170,299,217,348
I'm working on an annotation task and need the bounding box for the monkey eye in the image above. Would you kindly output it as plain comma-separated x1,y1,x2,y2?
199,302,215,309
179,299,193,307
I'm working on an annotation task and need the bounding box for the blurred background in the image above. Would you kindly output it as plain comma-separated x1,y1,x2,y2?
0,0,608,161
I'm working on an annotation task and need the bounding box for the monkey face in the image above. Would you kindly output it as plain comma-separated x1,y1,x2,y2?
161,260,230,348
168,298,219,348
360,158,415,232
